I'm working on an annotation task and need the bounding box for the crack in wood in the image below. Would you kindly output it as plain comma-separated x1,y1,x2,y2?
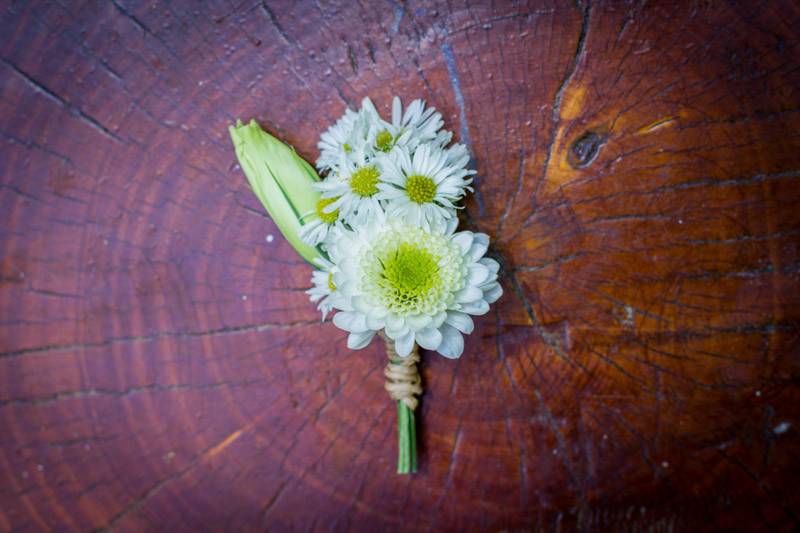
1,58,125,144
440,38,486,216
0,320,320,359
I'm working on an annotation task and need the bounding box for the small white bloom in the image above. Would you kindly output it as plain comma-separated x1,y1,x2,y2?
377,143,474,231
362,96,444,155
314,147,385,226
316,107,372,174
317,108,357,173
328,217,501,358
306,257,345,320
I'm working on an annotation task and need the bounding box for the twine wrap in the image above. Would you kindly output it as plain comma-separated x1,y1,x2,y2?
381,333,422,410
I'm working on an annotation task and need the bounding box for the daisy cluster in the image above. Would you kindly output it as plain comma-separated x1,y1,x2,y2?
302,97,501,359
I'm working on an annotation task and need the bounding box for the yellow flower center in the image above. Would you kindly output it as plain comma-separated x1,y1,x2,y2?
327,272,337,291
375,130,393,152
360,224,462,316
315,197,340,224
350,165,380,197
343,143,352,153
380,243,440,301
405,174,437,203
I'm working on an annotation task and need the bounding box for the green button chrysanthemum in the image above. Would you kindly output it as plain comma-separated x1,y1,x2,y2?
331,219,502,358
360,224,464,317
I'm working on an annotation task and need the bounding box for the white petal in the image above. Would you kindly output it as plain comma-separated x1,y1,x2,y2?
466,263,489,285
386,313,404,331
460,299,490,315
444,217,459,235
381,170,406,187
326,195,348,210
366,313,386,331
395,331,415,357
445,311,474,334
361,97,377,115
385,323,410,339
338,280,358,298
455,285,483,303
398,146,413,174
452,232,474,254
468,233,490,262
333,296,353,312
377,184,406,198
332,311,356,331
479,257,501,276
482,282,503,304
405,314,433,331
394,129,413,147
370,306,387,319
351,295,372,314
333,311,368,332
436,324,464,358
415,327,443,350
392,96,402,126
348,330,376,350
431,311,448,328
413,144,432,176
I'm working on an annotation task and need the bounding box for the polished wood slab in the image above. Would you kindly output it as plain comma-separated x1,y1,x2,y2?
1,1,799,530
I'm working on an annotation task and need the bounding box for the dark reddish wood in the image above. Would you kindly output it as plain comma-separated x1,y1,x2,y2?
2,0,799,530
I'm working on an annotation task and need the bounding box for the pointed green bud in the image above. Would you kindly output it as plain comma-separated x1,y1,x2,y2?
229,119,323,264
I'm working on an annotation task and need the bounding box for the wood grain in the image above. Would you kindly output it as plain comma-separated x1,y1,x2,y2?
2,0,799,530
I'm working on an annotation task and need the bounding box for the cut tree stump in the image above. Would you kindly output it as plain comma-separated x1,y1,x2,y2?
2,1,799,531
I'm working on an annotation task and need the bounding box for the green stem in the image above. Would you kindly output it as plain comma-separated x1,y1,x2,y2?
409,404,417,472
396,400,417,474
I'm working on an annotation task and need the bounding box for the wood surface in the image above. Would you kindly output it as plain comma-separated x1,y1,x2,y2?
2,0,800,531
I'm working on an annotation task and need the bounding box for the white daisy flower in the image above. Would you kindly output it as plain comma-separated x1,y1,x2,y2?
316,107,372,174
361,97,444,155
377,143,474,231
328,216,502,358
298,195,344,248
306,257,349,321
314,146,385,226
316,108,357,173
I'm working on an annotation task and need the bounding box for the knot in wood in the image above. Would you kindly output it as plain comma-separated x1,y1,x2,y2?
568,131,604,168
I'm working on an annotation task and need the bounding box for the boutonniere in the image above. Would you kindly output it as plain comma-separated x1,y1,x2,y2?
230,97,502,473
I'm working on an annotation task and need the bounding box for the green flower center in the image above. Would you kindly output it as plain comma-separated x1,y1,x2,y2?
327,272,337,291
375,130,393,152
343,143,352,153
380,243,439,301
350,165,380,197
406,174,437,203
358,224,464,316
315,197,340,224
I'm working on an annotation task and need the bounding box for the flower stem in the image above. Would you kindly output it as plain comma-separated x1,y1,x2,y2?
382,332,421,475
396,400,418,474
